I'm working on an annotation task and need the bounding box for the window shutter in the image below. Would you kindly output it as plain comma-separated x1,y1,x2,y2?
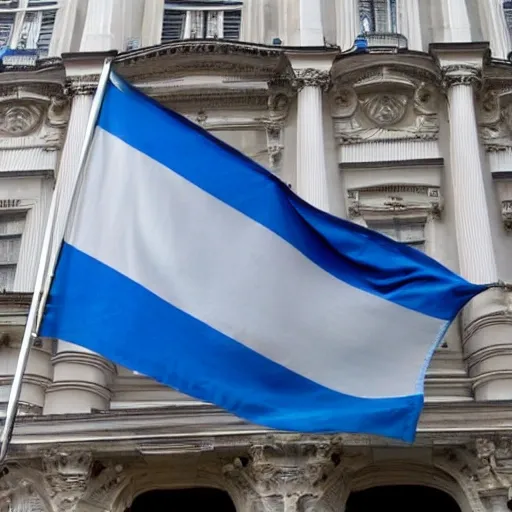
223,9,241,40
0,10,14,48
0,213,25,292
0,1,19,8
162,8,186,42
25,1,58,55
505,2,512,37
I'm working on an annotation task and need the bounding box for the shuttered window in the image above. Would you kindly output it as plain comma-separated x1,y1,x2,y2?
504,2,512,40
162,1,242,41
0,0,58,56
359,0,397,33
0,213,25,292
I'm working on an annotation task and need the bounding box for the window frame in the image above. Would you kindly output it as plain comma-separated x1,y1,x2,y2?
0,209,26,292
162,1,243,42
0,0,59,56
358,0,397,34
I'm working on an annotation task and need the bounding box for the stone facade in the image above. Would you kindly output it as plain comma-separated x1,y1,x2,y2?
3,0,512,510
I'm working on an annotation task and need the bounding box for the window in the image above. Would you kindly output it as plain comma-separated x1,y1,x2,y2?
162,1,242,42
0,213,25,291
366,218,425,251
0,0,58,57
504,1,512,39
358,0,397,33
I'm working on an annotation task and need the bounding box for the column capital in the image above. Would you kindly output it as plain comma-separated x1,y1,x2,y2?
43,449,93,512
223,440,344,511
292,68,332,92
442,64,481,88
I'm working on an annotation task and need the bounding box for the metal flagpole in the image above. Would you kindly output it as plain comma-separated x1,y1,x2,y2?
0,57,115,464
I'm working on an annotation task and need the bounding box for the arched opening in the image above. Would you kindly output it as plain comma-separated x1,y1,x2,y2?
346,485,461,512
128,488,236,511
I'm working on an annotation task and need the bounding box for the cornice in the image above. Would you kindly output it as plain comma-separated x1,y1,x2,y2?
114,40,291,82
8,401,512,456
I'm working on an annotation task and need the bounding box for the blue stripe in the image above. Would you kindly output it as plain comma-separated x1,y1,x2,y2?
41,242,423,442
96,73,486,321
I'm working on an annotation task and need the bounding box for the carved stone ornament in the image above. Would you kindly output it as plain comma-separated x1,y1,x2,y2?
0,468,50,512
43,450,93,512
442,65,481,88
0,101,45,137
223,441,342,511
331,79,439,144
440,438,512,496
292,69,331,92
347,185,443,221
502,200,512,231
261,78,295,174
478,88,512,151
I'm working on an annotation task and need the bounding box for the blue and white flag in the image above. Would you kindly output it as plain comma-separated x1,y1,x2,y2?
41,72,488,442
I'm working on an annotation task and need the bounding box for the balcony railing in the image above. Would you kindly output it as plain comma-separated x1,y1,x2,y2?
355,32,408,51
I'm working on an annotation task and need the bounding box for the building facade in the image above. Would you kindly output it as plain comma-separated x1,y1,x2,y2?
2,0,512,510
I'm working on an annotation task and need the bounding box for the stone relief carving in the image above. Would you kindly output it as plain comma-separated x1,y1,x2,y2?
478,87,512,151
347,185,443,221
331,80,439,144
502,200,512,231
292,69,331,92
223,441,343,511
262,78,295,174
0,101,45,137
0,468,50,512
43,450,93,512
442,65,481,88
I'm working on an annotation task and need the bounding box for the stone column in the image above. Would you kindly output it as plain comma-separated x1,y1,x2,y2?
80,0,118,52
43,55,115,415
223,440,346,511
442,66,497,285
292,68,331,212
439,0,472,42
432,44,512,402
397,0,422,51
141,0,165,47
477,0,511,60
336,0,359,50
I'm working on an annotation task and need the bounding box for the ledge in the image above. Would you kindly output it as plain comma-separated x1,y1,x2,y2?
6,401,512,453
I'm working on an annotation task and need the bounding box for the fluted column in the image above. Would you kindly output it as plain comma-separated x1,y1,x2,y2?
336,0,359,50
397,0,422,51
444,67,497,284
294,69,331,212
44,58,115,415
477,0,511,59
141,0,164,47
434,44,512,402
80,0,117,52
439,0,471,42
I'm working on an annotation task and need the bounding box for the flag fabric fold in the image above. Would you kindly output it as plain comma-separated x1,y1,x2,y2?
40,72,487,442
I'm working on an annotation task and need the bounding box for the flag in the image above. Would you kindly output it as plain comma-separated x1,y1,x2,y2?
40,72,487,442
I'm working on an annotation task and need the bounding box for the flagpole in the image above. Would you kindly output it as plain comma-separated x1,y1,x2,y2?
0,57,115,464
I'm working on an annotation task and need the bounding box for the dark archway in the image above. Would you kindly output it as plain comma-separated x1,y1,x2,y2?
128,488,236,511
346,485,461,512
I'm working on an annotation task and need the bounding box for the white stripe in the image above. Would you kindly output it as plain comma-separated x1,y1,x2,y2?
67,128,444,398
